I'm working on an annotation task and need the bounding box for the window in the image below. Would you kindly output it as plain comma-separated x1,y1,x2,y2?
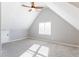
39,22,51,35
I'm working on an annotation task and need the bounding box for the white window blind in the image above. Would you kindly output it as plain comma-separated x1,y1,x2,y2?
39,22,51,35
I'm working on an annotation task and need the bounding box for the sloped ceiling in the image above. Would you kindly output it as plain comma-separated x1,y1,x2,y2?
46,2,79,30
69,2,79,8
1,2,46,30
1,2,79,31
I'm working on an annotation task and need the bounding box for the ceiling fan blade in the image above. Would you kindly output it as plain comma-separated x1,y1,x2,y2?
28,9,32,12
35,7,44,9
31,2,34,7
22,4,31,8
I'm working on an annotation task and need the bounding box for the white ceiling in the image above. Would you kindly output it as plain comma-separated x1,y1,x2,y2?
47,2,79,30
1,2,47,30
1,2,40,30
1,2,79,30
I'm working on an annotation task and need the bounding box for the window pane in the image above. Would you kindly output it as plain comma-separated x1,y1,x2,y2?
45,22,51,35
39,23,44,34
39,22,51,35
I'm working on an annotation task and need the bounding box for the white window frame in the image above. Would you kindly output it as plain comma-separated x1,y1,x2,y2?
39,22,51,35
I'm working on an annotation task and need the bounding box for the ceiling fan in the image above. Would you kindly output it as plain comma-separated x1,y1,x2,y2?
22,2,44,12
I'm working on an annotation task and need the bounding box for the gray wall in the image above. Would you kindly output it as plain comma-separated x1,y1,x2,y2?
9,30,28,41
1,30,28,43
28,8,79,46
1,2,40,43
1,2,32,43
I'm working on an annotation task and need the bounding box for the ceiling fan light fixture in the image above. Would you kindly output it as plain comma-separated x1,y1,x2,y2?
22,2,44,12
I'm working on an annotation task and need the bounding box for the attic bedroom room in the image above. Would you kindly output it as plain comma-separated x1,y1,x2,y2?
0,2,79,57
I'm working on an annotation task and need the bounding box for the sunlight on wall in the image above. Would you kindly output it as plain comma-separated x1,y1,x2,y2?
39,22,51,35
20,44,49,57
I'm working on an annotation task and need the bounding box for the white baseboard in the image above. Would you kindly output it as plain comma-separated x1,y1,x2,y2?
2,36,79,48
2,37,28,44
28,37,79,48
